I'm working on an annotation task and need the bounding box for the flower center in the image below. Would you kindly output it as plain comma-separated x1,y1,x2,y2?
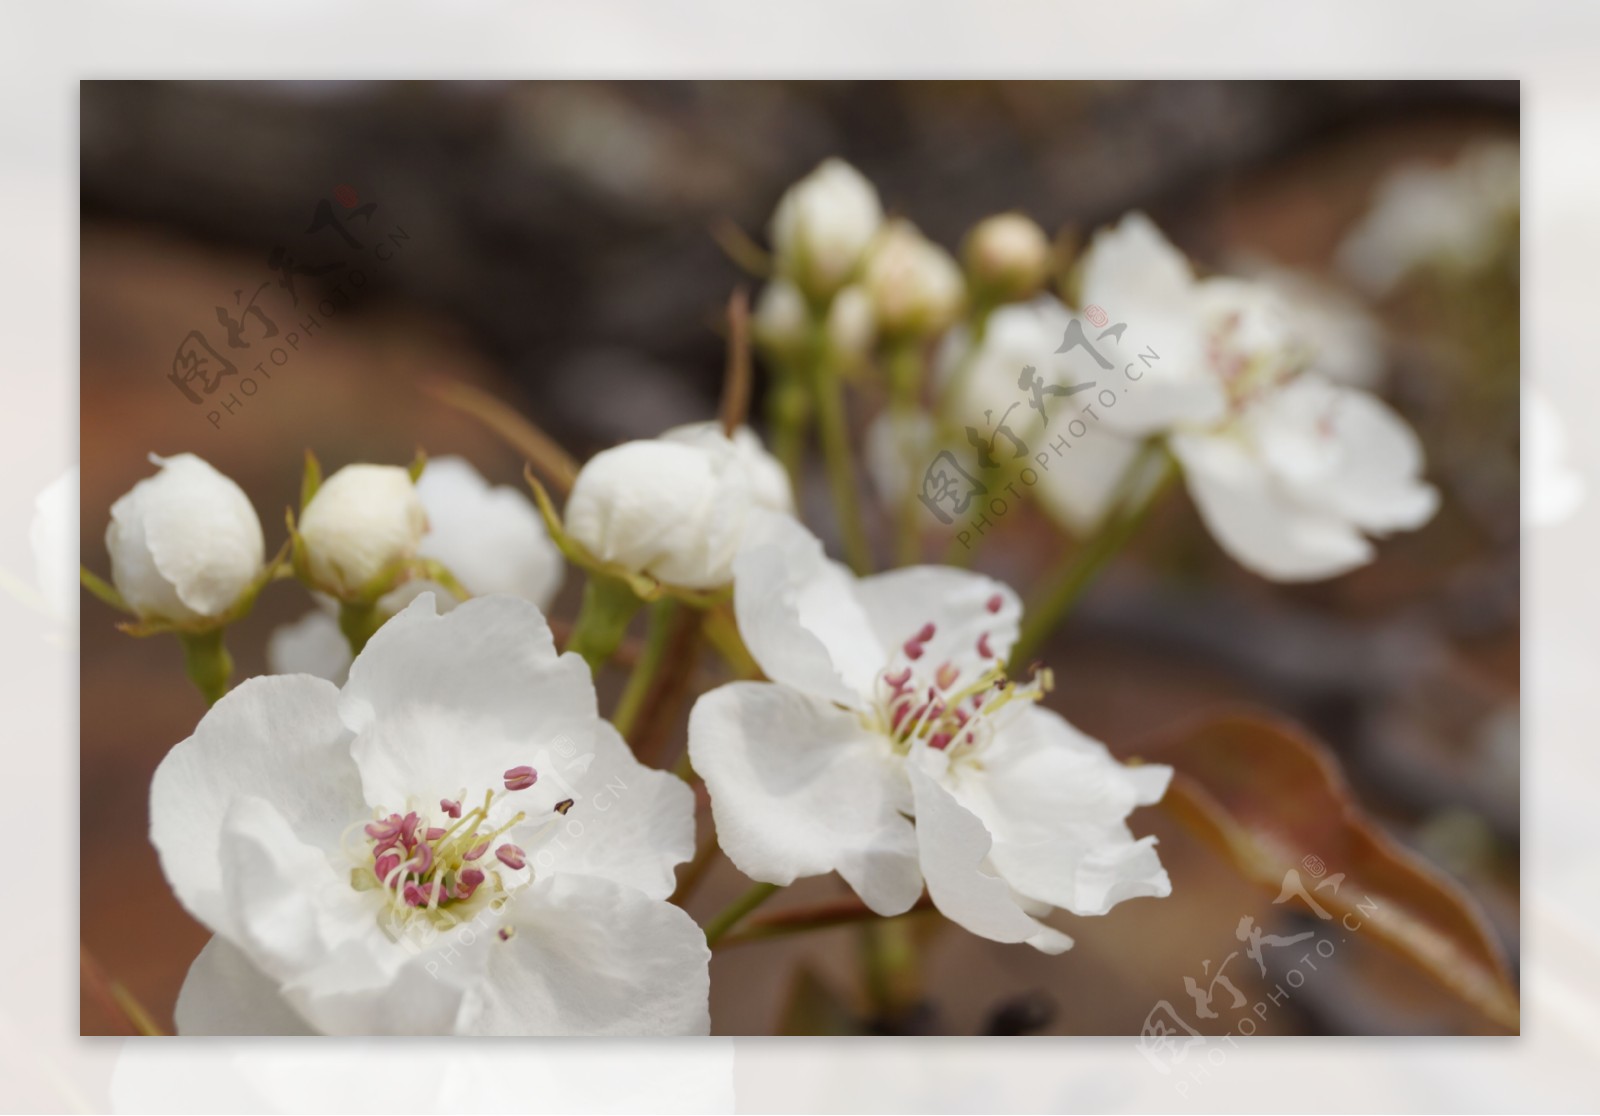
1208,309,1307,413
866,597,1051,758
346,763,569,938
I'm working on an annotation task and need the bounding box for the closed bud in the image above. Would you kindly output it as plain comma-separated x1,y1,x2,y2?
963,212,1051,302
106,453,265,623
752,277,810,356
298,464,426,598
564,423,793,590
864,219,966,338
826,284,877,366
769,158,884,301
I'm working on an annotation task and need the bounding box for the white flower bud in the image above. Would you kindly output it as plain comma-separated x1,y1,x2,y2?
753,277,810,355
769,158,883,301
298,464,426,597
826,284,877,365
863,219,966,338
106,453,265,623
564,423,794,590
963,212,1051,301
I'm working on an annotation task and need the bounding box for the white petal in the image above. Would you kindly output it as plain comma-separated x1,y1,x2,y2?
1032,424,1143,535
946,706,1172,915
1254,377,1439,533
266,609,351,683
524,721,695,901
414,456,564,609
907,764,1072,953
732,511,884,706
175,936,317,1036
689,682,922,915
298,464,426,597
149,674,362,932
469,875,711,1036
853,565,1020,680
1172,431,1374,581
341,595,598,818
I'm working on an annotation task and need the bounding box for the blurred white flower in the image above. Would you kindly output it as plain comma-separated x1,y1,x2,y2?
1526,387,1586,528
1233,257,1387,388
863,218,966,338
963,212,1051,302
154,593,706,1035
106,453,265,623
270,456,565,681
1337,141,1520,296
752,277,809,355
564,422,793,590
769,158,883,301
688,514,1170,952
297,464,426,598
826,283,877,365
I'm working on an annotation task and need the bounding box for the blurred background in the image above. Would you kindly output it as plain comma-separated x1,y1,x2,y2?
78,80,1519,1037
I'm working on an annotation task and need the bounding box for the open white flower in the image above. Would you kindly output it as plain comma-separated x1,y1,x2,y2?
1027,216,1437,578
688,514,1171,953
270,457,565,680
564,422,794,591
154,593,706,1035
106,453,265,623
769,158,884,301
297,463,426,599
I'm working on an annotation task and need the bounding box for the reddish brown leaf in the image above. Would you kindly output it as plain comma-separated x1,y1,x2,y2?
1141,710,1519,1032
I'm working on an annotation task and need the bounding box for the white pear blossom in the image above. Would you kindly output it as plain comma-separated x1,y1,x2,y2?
153,593,707,1035
863,219,966,338
564,422,793,591
688,513,1171,953
106,453,265,623
297,463,426,598
270,456,566,681
1337,141,1519,296
935,216,1438,579
963,212,1051,301
769,158,884,301
1233,257,1386,389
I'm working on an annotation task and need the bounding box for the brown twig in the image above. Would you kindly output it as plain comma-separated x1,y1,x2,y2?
633,605,706,769
719,287,753,437
426,377,579,493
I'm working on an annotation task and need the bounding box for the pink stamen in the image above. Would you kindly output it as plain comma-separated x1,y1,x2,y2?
373,852,401,884
929,731,954,750
935,661,960,690
455,868,485,900
977,632,994,659
496,844,527,871
425,827,446,841
439,798,462,819
883,667,912,690
985,594,1003,614
407,843,434,876
364,815,402,844
503,765,538,792
398,812,421,849
464,841,489,862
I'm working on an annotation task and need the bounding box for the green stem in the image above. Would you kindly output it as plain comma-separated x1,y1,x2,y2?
703,881,781,946
1010,442,1177,668
338,600,384,659
888,340,925,567
566,574,643,674
808,322,873,574
611,598,677,741
714,895,935,949
861,918,920,1025
179,628,233,706
768,362,811,495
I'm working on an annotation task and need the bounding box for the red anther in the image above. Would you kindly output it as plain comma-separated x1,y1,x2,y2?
464,841,489,862
915,622,936,642
496,844,527,871
364,814,402,844
455,868,485,900
903,638,926,661
890,699,914,732
977,632,994,659
398,812,421,848
374,852,401,885
935,661,960,690
985,594,1003,614
883,667,912,690
929,732,954,750
503,765,538,792
403,881,442,908
439,798,462,819
407,843,434,876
